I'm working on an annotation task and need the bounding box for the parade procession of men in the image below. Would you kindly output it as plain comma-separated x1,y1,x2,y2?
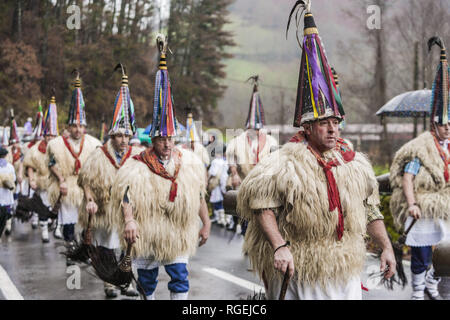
0,0,449,303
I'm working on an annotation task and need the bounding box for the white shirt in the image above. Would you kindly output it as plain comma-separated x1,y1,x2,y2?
0,160,16,206
208,157,228,203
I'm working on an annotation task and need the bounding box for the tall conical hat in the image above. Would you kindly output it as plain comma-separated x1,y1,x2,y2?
43,95,59,136
9,109,19,145
185,111,201,143
149,34,179,138
67,70,87,126
287,0,344,126
428,37,449,126
31,100,44,140
245,75,265,130
109,64,136,136
331,67,347,130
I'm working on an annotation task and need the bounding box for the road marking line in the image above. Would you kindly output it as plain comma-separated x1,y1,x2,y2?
0,265,24,300
203,267,265,293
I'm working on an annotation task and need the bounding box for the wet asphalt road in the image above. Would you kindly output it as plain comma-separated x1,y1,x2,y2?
0,218,414,300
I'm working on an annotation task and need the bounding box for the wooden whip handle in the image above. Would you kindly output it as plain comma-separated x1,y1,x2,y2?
405,218,417,235
84,213,93,245
119,243,133,272
279,270,291,300
398,218,417,245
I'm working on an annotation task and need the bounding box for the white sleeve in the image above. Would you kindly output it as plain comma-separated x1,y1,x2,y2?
219,162,229,194
208,159,219,176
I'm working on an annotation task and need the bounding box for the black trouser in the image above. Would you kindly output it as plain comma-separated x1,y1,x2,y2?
63,223,75,242
0,206,12,237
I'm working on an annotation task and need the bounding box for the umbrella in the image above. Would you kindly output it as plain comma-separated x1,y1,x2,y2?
376,89,431,118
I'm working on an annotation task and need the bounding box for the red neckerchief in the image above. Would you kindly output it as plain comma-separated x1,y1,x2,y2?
247,131,266,164
28,141,37,149
100,144,133,169
431,131,449,183
38,140,47,154
62,135,85,175
12,147,21,163
133,147,182,202
290,131,355,240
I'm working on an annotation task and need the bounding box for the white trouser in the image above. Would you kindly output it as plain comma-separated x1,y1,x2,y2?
58,202,78,225
265,275,362,300
92,228,120,249
40,191,51,207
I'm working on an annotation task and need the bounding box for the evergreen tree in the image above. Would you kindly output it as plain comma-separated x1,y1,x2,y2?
167,0,235,125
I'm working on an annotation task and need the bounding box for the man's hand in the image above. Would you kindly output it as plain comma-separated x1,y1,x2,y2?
198,224,210,247
366,219,397,279
59,181,68,196
124,219,139,244
197,197,211,247
380,247,396,279
274,246,295,278
86,200,98,215
408,204,421,220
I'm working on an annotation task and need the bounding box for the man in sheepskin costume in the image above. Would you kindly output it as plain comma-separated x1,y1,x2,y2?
236,2,396,300
22,100,45,231
109,35,211,300
389,37,450,300
226,75,278,188
225,76,278,231
23,95,58,242
46,71,101,265
183,110,210,167
77,65,143,298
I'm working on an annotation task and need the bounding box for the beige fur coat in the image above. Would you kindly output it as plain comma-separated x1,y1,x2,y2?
109,147,206,262
237,141,380,288
389,131,450,228
22,141,50,191
226,130,278,179
77,140,143,232
46,134,101,208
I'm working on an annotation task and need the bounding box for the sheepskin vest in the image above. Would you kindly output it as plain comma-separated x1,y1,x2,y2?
237,141,379,288
390,131,450,228
77,140,143,232
180,142,211,167
226,130,278,179
6,146,21,173
46,134,101,208
0,172,15,189
23,140,50,191
110,147,206,262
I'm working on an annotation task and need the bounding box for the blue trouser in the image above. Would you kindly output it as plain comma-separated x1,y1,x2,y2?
212,201,223,211
137,263,189,296
411,246,432,274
